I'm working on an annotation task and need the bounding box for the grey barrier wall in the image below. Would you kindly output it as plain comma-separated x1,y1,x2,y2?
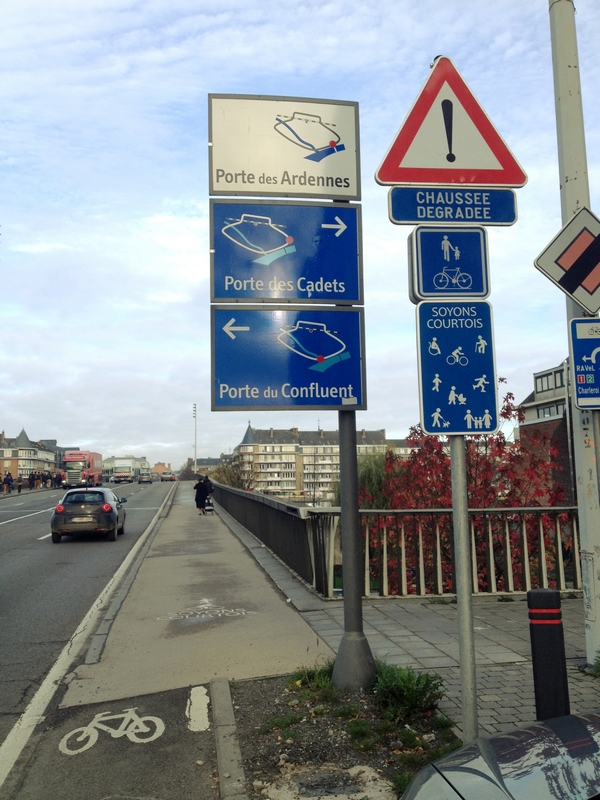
212,483,329,594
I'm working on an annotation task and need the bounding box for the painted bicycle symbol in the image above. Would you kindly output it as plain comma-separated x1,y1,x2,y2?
433,265,472,290
59,707,165,755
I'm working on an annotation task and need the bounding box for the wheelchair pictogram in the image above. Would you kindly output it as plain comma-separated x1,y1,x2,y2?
59,707,165,755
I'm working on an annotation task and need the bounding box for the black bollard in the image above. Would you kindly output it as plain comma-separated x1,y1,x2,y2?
528,588,570,720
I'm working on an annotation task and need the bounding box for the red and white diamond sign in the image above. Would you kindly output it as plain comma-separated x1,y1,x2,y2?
535,207,600,314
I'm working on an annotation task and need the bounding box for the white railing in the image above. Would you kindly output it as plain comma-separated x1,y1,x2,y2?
308,506,580,599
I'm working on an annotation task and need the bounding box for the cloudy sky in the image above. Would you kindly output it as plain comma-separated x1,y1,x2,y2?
1,0,599,469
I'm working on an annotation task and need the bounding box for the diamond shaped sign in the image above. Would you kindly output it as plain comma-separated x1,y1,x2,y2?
535,207,600,314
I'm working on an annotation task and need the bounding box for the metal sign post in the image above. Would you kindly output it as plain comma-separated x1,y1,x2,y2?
209,94,374,689
549,0,600,665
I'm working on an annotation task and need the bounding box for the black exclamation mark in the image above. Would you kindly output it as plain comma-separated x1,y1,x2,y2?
441,99,456,163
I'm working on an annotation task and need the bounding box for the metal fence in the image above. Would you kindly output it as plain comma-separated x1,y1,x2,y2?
213,485,580,600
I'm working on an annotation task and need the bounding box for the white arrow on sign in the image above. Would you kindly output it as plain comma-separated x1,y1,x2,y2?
583,347,600,364
321,216,347,237
223,318,250,340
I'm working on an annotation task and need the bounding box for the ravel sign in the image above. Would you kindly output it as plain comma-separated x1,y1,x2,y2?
375,56,527,188
212,306,366,411
535,207,600,315
211,199,362,304
209,95,360,200
569,318,600,410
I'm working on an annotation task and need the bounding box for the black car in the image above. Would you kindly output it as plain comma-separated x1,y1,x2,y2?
50,488,127,543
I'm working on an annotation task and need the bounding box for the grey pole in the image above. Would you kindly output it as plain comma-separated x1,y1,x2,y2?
450,435,478,742
549,0,600,664
332,409,376,690
193,404,197,473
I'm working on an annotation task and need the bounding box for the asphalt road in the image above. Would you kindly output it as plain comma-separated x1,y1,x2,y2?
0,481,173,748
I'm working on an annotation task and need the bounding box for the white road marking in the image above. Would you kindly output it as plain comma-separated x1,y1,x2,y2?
37,534,51,540
186,686,210,732
0,508,55,526
0,482,178,789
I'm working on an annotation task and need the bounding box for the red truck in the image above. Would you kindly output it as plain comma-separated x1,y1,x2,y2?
62,451,103,488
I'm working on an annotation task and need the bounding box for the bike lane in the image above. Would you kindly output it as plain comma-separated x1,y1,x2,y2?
9,687,219,800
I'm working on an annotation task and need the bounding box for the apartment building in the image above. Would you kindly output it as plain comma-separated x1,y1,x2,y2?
517,359,574,503
0,429,61,478
233,423,410,505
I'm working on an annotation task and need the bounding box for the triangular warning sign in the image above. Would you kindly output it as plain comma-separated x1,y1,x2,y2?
375,57,527,187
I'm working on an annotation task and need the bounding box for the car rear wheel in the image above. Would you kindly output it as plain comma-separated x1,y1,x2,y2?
107,523,118,542
118,516,125,535
51,531,62,544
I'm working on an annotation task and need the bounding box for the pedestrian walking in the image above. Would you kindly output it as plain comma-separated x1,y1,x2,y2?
16,475,23,494
193,475,213,515
3,474,10,496
28,473,34,490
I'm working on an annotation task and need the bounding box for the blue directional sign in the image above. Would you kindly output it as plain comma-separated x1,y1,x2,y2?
409,226,489,303
417,301,498,435
388,186,517,226
212,306,366,411
569,318,600,409
211,200,362,304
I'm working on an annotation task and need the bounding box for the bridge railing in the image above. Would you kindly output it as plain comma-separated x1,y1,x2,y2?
212,484,580,600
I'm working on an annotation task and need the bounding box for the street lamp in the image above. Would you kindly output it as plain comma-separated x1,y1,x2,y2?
193,404,197,474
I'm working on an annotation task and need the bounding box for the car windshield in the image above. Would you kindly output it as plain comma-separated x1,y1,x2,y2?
64,493,105,504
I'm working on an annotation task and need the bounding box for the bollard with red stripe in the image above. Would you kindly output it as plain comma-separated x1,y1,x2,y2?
528,588,570,720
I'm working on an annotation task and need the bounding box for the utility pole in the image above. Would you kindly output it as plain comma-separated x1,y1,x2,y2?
549,0,600,664
193,404,197,474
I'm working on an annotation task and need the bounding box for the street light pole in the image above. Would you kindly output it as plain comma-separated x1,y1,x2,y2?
193,404,197,474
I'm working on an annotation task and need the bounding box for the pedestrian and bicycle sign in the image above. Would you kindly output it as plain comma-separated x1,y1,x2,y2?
569,318,600,409
408,225,489,303
535,207,600,314
375,56,527,188
209,94,360,200
211,199,362,304
388,186,517,226
212,306,366,411
416,301,498,435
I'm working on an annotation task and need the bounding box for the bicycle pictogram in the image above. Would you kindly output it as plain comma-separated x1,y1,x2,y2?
433,265,472,290
59,707,165,755
446,347,468,366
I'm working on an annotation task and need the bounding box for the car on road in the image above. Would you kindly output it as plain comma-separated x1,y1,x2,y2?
137,471,152,484
160,471,175,481
50,488,128,543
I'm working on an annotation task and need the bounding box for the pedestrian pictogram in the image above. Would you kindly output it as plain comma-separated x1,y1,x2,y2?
375,57,527,187
535,207,600,315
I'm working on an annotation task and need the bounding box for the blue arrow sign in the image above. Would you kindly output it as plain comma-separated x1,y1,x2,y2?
389,186,517,226
569,318,600,409
212,306,366,410
409,226,489,303
211,200,362,303
417,301,498,435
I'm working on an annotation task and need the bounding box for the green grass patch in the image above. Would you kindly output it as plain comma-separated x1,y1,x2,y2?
261,712,302,732
347,718,370,739
372,660,444,723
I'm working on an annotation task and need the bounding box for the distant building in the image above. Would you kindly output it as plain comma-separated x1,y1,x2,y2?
150,461,172,478
0,429,63,478
517,359,574,503
232,423,411,505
